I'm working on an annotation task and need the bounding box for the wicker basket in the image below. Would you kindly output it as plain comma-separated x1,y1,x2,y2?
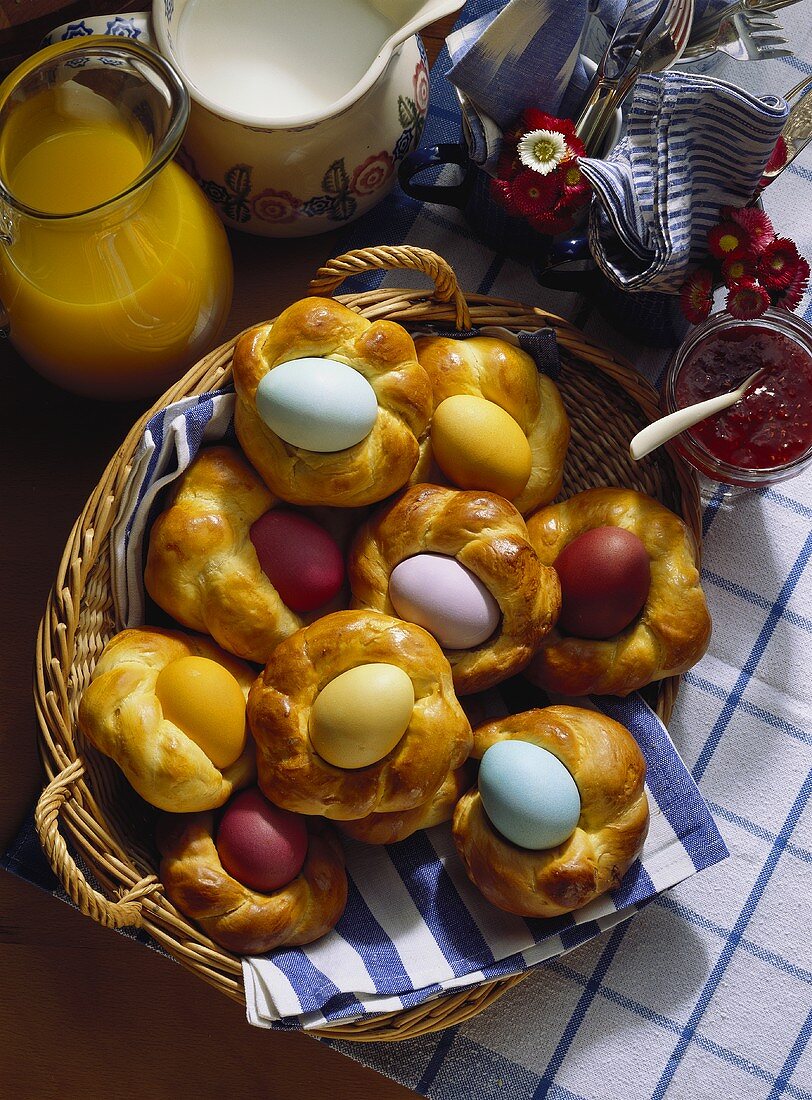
32,245,701,1042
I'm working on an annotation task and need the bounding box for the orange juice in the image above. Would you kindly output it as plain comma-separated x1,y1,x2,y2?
0,77,233,400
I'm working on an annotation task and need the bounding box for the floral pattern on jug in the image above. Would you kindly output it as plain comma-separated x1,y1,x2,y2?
182,56,428,234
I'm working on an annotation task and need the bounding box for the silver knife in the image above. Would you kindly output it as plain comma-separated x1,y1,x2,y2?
761,75,812,185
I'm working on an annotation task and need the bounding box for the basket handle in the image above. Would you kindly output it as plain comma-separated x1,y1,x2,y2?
34,758,159,930
309,245,472,330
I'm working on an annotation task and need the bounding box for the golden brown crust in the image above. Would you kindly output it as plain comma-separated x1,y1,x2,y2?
336,760,478,845
143,446,353,664
157,812,347,954
452,706,649,917
232,297,433,507
524,487,712,696
412,335,570,513
348,484,561,694
248,610,473,820
77,627,257,812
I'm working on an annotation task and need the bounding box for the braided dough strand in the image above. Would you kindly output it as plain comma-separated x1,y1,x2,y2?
157,813,348,954
412,335,570,513
525,488,711,696
77,628,257,812
453,706,649,918
248,610,472,820
232,297,433,507
349,484,561,694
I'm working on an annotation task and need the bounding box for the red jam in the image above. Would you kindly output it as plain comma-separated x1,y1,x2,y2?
674,324,812,472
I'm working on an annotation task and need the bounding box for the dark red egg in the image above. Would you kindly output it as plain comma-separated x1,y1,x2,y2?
216,787,308,893
249,509,345,612
554,526,651,639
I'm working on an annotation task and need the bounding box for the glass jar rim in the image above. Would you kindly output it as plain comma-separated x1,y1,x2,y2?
664,308,812,483
0,37,189,221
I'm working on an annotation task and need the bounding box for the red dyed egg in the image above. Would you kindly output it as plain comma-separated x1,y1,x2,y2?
554,526,650,639
249,509,344,612
216,788,308,893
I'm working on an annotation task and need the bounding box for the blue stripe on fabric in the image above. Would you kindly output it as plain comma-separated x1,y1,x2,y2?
268,946,345,1015
531,924,631,1099
684,671,812,748
338,878,414,995
765,488,812,521
548,959,812,1100
655,893,812,984
693,527,812,783
701,571,812,635
767,1008,812,1100
392,831,496,976
701,483,728,538
125,407,166,538
651,768,812,1100
416,1025,460,1095
707,800,812,864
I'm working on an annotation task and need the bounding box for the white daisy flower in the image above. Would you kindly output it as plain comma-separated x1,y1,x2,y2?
517,129,568,176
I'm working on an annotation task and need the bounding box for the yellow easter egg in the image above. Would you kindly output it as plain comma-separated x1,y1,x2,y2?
310,663,415,770
155,655,247,769
431,394,532,499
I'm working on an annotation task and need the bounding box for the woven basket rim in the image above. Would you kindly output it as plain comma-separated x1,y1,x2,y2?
32,245,701,1043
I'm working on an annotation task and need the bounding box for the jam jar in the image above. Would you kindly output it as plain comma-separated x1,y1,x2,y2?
663,309,812,488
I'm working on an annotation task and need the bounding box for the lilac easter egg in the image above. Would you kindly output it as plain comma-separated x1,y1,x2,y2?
388,552,500,650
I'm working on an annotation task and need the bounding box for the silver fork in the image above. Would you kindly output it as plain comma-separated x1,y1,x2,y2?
682,9,791,61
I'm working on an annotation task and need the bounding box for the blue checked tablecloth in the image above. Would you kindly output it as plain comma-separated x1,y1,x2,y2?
313,0,812,1096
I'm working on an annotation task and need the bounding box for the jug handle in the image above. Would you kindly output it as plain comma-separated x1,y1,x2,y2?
398,144,472,209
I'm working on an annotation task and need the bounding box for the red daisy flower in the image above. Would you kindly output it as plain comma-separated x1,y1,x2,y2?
562,161,591,199
721,251,758,287
722,206,774,253
520,108,562,134
758,238,800,290
708,221,750,260
726,279,770,320
680,267,715,324
773,256,811,311
510,169,562,217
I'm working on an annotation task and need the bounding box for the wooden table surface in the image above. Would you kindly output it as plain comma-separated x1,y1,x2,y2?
0,8,457,1097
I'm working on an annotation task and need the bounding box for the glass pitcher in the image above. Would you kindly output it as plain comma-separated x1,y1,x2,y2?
0,38,234,400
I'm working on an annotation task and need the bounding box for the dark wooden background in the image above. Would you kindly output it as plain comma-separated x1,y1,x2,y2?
0,5,458,1097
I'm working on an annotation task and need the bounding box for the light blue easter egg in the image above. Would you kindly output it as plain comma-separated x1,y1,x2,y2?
479,740,581,850
256,357,378,453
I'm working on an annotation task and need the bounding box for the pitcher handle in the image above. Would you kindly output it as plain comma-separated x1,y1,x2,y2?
397,144,473,210
309,245,472,330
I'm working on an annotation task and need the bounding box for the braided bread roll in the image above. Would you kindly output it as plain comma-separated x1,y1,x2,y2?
144,446,352,663
524,488,712,696
248,610,472,820
453,706,649,917
349,484,561,694
412,334,570,514
157,813,347,954
77,627,256,812
232,297,433,507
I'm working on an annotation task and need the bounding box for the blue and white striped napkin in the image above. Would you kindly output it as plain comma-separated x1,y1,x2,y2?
110,391,727,1031
579,71,789,292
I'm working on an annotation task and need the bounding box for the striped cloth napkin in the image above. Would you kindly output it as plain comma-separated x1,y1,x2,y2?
108,390,727,1031
579,71,790,292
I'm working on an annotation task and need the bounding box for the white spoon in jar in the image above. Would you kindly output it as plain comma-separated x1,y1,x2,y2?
630,368,767,461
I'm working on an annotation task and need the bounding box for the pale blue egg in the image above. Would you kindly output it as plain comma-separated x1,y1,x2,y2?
479,740,581,850
256,357,378,452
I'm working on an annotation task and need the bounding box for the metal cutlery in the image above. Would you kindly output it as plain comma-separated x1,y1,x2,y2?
681,8,790,61
576,0,695,155
689,0,802,44
759,74,812,187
